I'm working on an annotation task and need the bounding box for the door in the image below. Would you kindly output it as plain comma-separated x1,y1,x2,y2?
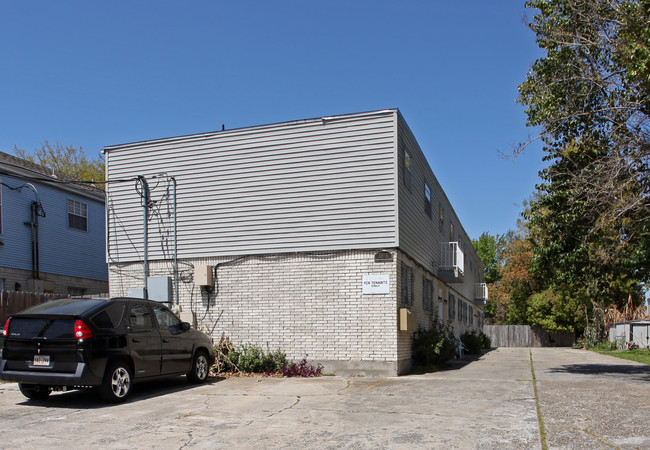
127,303,162,377
152,304,193,375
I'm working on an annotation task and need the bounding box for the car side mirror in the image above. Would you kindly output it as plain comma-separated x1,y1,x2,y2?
181,322,191,332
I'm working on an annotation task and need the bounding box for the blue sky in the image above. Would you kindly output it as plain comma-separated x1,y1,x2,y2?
0,1,545,240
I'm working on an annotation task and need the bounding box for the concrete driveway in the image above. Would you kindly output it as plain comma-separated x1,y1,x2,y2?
0,347,648,449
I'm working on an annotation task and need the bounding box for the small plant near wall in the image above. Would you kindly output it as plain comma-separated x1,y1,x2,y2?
411,315,457,371
280,357,324,377
460,331,483,355
213,334,323,377
479,331,491,349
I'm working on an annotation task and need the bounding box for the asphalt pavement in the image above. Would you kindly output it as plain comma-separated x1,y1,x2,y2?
0,347,648,449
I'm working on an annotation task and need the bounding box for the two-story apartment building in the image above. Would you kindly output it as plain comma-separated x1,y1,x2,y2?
0,152,108,295
103,109,487,375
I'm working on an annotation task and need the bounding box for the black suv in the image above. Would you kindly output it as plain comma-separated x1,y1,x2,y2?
0,297,215,402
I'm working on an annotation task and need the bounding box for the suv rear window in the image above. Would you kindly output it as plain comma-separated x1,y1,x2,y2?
21,298,107,315
7,318,75,339
91,303,126,329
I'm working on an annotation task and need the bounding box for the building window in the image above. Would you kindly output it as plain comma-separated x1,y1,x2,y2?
129,303,154,330
439,203,444,232
459,298,464,323
0,176,3,234
448,293,456,320
422,277,433,312
68,287,86,296
461,301,468,324
450,222,455,241
469,306,474,326
424,183,432,218
400,262,413,306
67,199,88,231
404,150,412,191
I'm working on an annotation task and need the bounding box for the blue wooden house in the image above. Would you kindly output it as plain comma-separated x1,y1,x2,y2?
0,151,108,295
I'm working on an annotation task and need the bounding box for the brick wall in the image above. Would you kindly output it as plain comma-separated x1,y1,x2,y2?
109,249,402,376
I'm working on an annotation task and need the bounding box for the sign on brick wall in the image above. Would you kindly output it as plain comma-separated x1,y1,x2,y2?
362,274,390,294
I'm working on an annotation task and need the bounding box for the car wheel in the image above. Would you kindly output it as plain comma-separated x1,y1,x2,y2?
187,350,210,384
18,383,51,400
101,361,132,403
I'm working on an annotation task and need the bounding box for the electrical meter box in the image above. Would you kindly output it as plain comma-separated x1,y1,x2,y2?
399,308,417,332
194,265,213,286
146,276,172,302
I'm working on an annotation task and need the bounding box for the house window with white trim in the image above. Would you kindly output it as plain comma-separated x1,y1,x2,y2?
67,199,88,232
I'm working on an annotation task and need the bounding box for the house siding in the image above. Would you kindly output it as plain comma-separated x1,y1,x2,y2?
0,172,107,282
105,110,399,262
104,109,485,374
396,113,485,314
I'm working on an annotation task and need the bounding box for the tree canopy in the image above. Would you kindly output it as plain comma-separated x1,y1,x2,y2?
517,0,649,313
15,141,105,183
478,0,649,333
472,231,512,284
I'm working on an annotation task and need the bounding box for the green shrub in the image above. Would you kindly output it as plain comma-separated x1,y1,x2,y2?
479,331,492,349
214,336,322,377
460,331,482,355
226,343,288,374
412,317,457,369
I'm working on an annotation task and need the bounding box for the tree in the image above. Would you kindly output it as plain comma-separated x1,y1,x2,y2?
15,141,105,182
488,230,538,325
517,0,650,309
472,231,512,284
479,226,587,331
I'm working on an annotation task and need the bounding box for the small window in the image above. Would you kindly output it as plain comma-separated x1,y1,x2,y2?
400,262,413,306
439,204,444,232
129,303,154,330
67,199,88,232
404,150,412,191
460,299,465,323
422,277,433,312
450,222,455,241
424,183,432,218
153,304,182,332
448,293,456,320
67,287,86,297
92,303,126,329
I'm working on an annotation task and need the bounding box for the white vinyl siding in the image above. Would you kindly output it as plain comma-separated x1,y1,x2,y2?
105,110,398,262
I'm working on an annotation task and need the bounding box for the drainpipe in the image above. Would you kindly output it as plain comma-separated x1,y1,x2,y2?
171,176,178,306
20,184,45,281
138,176,150,299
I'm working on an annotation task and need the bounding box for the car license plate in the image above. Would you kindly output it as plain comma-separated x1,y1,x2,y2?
33,355,50,366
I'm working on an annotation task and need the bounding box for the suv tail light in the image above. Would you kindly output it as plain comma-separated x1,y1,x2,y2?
2,318,9,337
74,320,93,339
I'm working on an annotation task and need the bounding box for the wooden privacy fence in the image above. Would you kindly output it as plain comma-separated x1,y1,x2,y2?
0,291,59,324
483,325,575,347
